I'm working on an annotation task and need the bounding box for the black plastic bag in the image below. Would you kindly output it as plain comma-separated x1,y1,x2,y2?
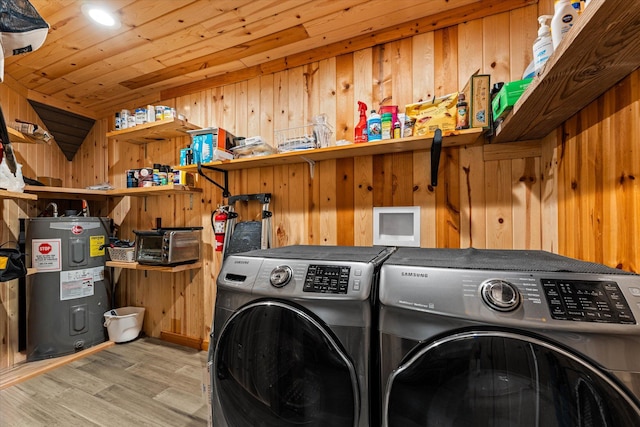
0,241,27,282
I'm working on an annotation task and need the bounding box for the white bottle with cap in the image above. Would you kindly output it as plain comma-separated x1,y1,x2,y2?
551,0,578,49
533,15,554,75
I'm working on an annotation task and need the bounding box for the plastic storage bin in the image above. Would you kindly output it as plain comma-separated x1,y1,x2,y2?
107,247,135,262
103,307,145,343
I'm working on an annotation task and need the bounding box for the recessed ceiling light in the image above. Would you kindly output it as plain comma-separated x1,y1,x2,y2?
82,4,120,28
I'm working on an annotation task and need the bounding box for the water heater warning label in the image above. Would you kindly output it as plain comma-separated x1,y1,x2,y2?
60,268,96,301
32,238,62,272
90,235,105,257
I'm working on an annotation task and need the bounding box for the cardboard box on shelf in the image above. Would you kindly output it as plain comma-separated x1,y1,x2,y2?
36,176,62,187
187,128,237,163
461,73,491,129
470,74,491,129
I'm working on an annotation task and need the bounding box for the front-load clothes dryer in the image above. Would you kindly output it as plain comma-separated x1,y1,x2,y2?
209,245,393,427
378,248,640,427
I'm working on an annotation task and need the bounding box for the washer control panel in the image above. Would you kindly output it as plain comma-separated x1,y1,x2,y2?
542,279,636,324
303,265,351,294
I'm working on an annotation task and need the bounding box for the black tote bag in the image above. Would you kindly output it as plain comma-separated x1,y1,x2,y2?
0,241,27,282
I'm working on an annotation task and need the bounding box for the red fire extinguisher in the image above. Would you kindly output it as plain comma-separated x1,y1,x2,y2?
213,207,228,252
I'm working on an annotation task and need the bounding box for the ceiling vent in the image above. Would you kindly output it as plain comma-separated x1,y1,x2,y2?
28,100,95,161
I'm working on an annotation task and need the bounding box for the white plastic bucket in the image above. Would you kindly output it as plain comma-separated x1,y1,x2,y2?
103,306,145,343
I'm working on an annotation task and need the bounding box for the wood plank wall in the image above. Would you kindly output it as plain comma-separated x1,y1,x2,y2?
3,0,639,368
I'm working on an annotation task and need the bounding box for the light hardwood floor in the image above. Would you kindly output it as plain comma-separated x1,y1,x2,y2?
0,338,210,426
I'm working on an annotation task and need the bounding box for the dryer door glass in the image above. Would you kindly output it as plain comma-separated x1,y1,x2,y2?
385,331,640,427
214,301,358,427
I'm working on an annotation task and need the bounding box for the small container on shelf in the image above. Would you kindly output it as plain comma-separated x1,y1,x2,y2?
107,247,135,263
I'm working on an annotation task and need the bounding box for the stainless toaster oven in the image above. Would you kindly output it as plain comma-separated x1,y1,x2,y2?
134,227,202,265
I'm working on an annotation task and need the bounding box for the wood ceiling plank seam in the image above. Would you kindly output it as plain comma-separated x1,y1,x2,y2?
68,61,249,112
121,25,311,89
120,0,368,86
57,0,362,93
9,0,138,80
302,0,479,38
161,0,537,100
161,0,364,64
19,1,237,89
26,90,99,120
28,0,301,95
130,1,492,92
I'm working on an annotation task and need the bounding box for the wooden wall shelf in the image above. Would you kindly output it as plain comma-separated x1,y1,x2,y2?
7,127,42,144
0,189,38,201
106,261,202,272
105,118,200,144
493,0,640,143
107,184,201,197
176,128,484,172
23,184,200,200
23,185,108,200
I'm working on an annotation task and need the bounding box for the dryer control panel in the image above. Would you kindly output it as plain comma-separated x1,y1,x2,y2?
303,265,351,294
542,279,636,324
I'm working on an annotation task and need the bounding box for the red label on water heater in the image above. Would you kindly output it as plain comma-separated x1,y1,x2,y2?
39,243,52,254
72,225,84,235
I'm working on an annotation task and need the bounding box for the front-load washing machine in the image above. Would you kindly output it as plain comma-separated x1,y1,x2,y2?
209,245,393,427
378,248,640,427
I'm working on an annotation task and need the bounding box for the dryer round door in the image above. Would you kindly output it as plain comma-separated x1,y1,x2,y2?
213,300,359,427
384,330,640,427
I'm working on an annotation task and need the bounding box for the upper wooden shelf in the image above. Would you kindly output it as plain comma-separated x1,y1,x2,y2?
0,189,38,201
24,185,108,200
23,184,200,200
175,128,484,172
105,118,200,144
493,0,640,143
7,127,41,144
106,260,202,272
107,184,202,197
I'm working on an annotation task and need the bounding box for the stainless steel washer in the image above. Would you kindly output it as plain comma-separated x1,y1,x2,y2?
210,245,392,427
379,248,640,427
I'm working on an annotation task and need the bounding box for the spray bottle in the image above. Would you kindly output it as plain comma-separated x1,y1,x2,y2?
354,101,368,143
533,15,554,75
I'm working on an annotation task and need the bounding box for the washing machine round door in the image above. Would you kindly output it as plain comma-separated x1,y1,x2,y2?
384,330,640,427
213,300,359,427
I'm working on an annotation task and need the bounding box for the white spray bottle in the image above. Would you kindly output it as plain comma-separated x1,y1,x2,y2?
533,15,554,75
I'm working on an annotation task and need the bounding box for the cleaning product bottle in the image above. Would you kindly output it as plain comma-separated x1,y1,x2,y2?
533,15,554,75
393,117,401,139
354,101,368,143
551,0,578,50
455,93,469,130
367,109,382,141
381,112,393,140
571,0,582,13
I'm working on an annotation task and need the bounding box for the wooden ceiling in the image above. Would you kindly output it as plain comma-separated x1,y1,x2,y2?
3,0,534,119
